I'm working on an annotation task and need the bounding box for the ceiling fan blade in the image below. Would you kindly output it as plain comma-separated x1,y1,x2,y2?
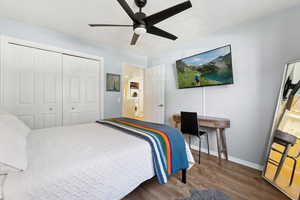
117,0,140,23
131,33,140,45
89,24,133,27
144,1,192,26
147,26,178,40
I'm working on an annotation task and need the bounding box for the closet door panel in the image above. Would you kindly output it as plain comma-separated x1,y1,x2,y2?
3,44,62,129
43,74,58,104
19,71,35,104
4,44,35,106
4,44,38,128
63,55,99,125
38,113,57,128
70,77,81,103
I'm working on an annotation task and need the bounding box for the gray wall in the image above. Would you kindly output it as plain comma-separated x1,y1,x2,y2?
0,19,147,118
148,6,300,166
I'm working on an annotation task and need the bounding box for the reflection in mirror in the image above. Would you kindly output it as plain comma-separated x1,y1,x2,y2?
263,61,300,200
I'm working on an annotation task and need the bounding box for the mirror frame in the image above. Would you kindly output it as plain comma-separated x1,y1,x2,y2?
262,61,300,200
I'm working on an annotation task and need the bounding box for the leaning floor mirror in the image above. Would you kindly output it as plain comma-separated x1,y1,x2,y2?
263,61,300,200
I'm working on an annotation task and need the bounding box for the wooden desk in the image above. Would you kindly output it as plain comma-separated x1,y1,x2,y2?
173,114,230,160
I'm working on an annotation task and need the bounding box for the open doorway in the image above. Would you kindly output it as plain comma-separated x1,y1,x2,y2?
122,64,144,120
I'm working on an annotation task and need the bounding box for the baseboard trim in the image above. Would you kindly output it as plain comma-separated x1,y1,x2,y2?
190,144,264,171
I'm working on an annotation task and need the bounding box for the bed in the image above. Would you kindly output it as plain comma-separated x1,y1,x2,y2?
1,116,194,200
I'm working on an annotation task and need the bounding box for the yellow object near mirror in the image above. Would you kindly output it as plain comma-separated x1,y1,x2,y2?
263,61,300,200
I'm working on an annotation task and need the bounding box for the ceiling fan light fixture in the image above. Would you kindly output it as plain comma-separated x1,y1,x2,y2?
134,26,147,35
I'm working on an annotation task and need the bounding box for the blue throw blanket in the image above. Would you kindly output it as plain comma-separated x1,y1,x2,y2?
97,117,189,184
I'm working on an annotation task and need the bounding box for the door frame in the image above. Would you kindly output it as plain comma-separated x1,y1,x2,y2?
0,35,105,120
121,63,146,118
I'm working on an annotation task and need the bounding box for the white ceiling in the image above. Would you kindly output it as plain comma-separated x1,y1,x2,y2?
0,0,299,56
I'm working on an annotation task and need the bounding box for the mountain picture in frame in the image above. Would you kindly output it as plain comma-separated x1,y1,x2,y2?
176,45,234,89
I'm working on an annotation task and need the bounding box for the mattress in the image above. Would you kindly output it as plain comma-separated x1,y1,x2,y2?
3,123,194,200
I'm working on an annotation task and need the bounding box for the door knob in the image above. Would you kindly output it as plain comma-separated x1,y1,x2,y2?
72,107,75,110
49,108,53,111
158,104,164,107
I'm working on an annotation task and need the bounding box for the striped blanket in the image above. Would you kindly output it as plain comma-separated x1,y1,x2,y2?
97,117,189,184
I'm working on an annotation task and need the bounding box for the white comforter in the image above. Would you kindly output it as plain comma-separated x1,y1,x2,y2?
3,123,194,200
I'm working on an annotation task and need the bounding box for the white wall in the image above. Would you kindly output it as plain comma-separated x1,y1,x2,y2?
0,18,147,118
148,6,300,166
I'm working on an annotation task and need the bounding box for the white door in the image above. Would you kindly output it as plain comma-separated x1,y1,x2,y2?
35,49,63,129
3,44,62,129
144,65,165,123
62,55,100,125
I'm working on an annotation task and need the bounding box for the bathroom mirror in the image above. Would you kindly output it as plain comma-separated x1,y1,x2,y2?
263,61,300,200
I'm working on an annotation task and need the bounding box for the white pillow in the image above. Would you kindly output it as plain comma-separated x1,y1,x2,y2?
0,115,29,172
0,114,31,137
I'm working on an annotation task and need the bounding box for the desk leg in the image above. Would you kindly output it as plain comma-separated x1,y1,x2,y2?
216,129,222,160
220,128,228,160
216,128,228,160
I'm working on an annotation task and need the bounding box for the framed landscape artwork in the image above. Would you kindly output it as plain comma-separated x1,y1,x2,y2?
106,73,120,92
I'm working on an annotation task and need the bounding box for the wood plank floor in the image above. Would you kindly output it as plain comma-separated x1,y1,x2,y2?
123,151,290,200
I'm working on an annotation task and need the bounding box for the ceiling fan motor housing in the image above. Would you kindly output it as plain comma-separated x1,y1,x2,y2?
134,12,146,23
135,0,147,8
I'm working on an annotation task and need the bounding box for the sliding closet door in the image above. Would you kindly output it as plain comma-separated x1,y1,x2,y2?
3,44,62,129
62,55,100,125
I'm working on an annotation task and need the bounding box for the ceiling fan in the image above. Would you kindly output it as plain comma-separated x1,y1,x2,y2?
89,0,192,45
